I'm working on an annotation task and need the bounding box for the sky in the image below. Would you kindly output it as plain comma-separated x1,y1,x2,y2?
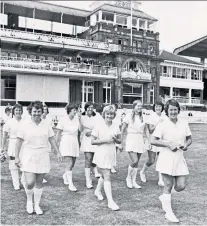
44,1,207,55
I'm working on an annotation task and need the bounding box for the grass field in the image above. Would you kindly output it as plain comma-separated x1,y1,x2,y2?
1,124,207,225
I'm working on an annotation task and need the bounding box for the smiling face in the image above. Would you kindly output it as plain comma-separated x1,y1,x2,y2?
69,108,77,117
86,105,94,116
155,104,163,115
43,106,48,115
168,105,179,120
104,111,115,122
31,107,43,122
134,102,143,114
13,107,22,118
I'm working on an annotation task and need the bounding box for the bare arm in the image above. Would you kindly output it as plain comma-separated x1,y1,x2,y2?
2,131,9,151
49,136,63,162
15,138,24,167
55,129,62,146
121,122,128,143
151,136,179,152
148,124,156,134
182,136,192,151
91,135,113,145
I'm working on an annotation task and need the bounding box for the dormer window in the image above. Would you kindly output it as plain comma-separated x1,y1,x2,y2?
102,12,114,22
116,15,127,25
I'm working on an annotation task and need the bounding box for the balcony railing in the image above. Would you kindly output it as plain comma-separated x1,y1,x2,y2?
121,70,151,81
0,28,109,52
164,96,202,105
0,56,117,77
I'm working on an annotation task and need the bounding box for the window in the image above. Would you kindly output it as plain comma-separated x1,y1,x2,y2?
123,83,143,104
102,12,114,22
191,70,200,80
147,21,154,30
48,56,54,61
172,67,188,79
132,18,137,27
116,15,127,25
137,41,142,48
9,53,17,59
82,82,94,103
96,13,99,22
139,19,146,29
29,55,36,60
1,52,8,59
118,39,122,45
39,56,45,61
150,86,154,105
103,81,112,104
20,53,27,59
1,75,16,100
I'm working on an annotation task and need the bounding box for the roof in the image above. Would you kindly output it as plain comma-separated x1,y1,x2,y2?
173,35,207,58
2,0,90,17
159,50,202,65
88,3,157,21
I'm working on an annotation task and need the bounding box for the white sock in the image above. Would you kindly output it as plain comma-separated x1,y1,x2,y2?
104,181,114,204
34,187,43,207
25,188,34,203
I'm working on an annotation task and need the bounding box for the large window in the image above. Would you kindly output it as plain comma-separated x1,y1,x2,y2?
1,75,16,100
191,70,201,80
116,15,127,25
139,19,146,29
150,86,154,105
103,81,112,104
82,81,94,103
172,67,189,79
123,83,143,104
162,66,171,77
102,12,114,22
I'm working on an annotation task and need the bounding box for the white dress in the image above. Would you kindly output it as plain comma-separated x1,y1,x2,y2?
56,117,80,157
17,119,55,174
4,118,23,157
147,112,167,153
123,113,146,153
92,121,120,169
80,115,96,153
42,116,54,152
153,118,192,176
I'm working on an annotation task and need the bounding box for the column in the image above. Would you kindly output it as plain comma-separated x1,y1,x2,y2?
189,89,192,104
2,2,4,29
60,13,63,38
82,80,85,110
32,9,35,34
170,87,173,98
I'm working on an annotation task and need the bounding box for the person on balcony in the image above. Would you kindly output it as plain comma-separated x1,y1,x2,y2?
140,101,166,186
120,100,150,189
55,103,81,192
151,99,192,223
2,104,23,190
91,105,121,211
79,102,101,189
15,101,62,215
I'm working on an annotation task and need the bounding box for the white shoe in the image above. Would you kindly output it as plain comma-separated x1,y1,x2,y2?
158,180,164,187
140,170,147,183
34,205,43,215
63,173,69,185
126,178,133,189
111,167,117,174
43,179,47,184
68,184,77,192
132,182,142,189
86,182,93,189
94,190,104,201
108,201,120,211
94,172,101,178
26,201,34,214
165,211,179,223
14,186,20,190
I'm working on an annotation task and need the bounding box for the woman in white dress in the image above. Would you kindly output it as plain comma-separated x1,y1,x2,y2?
121,100,150,189
140,101,165,186
2,104,23,190
55,103,81,192
151,99,192,223
15,101,62,215
80,102,101,189
91,105,121,211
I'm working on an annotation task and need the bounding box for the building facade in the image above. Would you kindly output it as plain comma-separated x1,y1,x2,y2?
0,0,160,109
159,50,204,109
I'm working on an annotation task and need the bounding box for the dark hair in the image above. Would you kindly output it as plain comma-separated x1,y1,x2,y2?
5,107,11,114
95,104,104,114
165,99,180,116
82,101,96,116
152,101,164,112
66,103,78,115
43,104,49,114
112,103,118,110
27,101,44,115
12,104,23,117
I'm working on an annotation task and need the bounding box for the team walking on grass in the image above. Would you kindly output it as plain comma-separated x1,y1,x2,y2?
1,98,192,223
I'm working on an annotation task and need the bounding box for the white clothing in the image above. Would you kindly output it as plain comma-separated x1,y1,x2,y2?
56,117,79,157
153,118,192,176
123,113,146,153
42,116,54,152
17,119,54,173
4,118,23,157
80,115,96,153
92,121,120,169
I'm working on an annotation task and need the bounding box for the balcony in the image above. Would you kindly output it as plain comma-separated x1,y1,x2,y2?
0,28,110,53
164,96,202,105
121,70,151,82
0,56,117,79
109,44,157,57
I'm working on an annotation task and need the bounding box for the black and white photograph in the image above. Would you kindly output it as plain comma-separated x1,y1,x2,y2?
0,0,207,225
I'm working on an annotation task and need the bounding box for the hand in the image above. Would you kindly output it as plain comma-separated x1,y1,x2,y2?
168,142,179,152
85,131,92,137
77,112,82,120
118,144,123,152
106,138,114,144
179,145,188,151
15,157,21,168
57,152,63,162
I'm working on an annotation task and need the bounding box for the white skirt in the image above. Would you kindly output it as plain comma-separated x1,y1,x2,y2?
7,138,16,157
80,134,95,153
125,133,145,153
156,148,189,176
150,145,160,153
20,147,50,174
59,134,79,157
93,143,116,169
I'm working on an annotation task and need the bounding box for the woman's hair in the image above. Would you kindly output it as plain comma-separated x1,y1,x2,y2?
102,105,116,119
131,100,143,123
5,107,11,114
12,104,23,117
66,103,78,115
27,101,44,115
82,101,96,116
165,99,180,116
152,101,164,112
43,104,49,114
